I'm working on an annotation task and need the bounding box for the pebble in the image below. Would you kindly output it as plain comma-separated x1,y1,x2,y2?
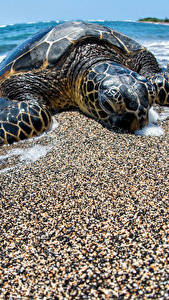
0,109,168,299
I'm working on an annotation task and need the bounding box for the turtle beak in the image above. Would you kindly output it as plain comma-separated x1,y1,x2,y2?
108,106,149,132
130,112,149,132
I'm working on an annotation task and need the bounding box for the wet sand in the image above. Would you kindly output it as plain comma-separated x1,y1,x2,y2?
0,110,168,299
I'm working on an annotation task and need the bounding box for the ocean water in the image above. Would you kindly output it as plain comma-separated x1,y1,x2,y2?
1,20,169,66
0,20,168,171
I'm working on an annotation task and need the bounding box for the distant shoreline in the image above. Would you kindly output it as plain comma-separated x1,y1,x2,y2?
138,17,169,25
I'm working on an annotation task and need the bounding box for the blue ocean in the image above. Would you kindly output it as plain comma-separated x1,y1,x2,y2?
1,20,169,67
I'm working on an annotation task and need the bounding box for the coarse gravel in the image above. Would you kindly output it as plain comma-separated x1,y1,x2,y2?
0,109,168,299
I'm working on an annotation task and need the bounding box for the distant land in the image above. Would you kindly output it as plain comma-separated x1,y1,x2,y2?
139,17,169,24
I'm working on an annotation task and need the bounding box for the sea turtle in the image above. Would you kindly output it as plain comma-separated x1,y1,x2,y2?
0,21,168,145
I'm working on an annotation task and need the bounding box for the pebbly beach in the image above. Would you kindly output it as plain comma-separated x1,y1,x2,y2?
0,108,168,299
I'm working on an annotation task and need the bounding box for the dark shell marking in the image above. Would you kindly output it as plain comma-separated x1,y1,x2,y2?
0,99,51,144
0,21,144,79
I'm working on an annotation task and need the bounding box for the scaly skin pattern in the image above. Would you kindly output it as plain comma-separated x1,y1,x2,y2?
148,73,169,105
75,61,156,131
0,21,168,145
0,99,51,144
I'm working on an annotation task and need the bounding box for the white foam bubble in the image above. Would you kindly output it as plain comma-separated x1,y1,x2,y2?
157,107,169,120
148,105,169,122
50,116,59,130
135,107,165,136
0,55,6,63
135,124,164,136
0,148,21,160
19,145,52,162
0,166,15,174
0,115,59,173
140,40,169,66
148,107,160,123
1,144,52,162
0,144,52,174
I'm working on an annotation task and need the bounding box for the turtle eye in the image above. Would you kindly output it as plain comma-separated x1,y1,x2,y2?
106,89,121,100
99,88,126,115
98,90,115,114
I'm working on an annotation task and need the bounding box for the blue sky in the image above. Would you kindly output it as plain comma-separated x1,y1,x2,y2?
1,0,169,25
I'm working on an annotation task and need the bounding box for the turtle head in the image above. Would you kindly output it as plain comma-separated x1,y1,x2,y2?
98,64,155,131
149,72,169,106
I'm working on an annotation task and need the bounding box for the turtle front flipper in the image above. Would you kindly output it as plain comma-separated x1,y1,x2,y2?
149,73,169,106
0,98,51,145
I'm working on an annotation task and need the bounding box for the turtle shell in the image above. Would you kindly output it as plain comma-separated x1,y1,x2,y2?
0,21,144,78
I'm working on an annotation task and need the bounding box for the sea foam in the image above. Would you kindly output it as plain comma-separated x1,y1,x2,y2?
143,40,169,66
0,145,52,174
0,55,6,63
0,116,59,174
135,107,167,137
135,124,164,137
